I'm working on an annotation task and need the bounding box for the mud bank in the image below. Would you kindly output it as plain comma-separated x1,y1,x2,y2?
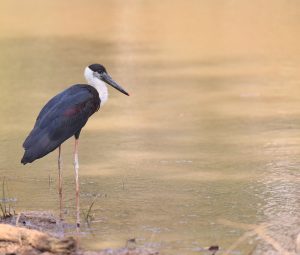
0,212,158,255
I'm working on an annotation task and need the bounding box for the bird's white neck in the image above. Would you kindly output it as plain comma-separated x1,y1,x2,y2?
84,67,108,104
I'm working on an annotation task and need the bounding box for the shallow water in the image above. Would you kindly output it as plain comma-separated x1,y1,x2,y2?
0,0,300,254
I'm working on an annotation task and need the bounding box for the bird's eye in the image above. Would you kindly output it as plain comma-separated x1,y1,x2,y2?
94,72,100,78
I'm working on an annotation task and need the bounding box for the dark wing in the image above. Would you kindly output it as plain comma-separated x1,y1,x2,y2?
21,84,100,164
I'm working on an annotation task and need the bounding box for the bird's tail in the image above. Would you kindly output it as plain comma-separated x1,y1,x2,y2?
21,150,34,165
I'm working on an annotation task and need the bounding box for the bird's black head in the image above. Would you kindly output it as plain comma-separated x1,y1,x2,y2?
89,64,107,74
86,63,129,96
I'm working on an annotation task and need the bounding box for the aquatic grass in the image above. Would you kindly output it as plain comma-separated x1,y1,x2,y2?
82,197,97,226
0,177,15,219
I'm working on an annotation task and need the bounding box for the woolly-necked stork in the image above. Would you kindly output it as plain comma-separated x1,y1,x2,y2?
21,64,129,226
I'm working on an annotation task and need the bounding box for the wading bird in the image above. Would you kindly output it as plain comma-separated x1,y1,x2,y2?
21,64,129,226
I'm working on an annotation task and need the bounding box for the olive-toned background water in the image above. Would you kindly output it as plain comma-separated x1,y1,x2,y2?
0,0,300,254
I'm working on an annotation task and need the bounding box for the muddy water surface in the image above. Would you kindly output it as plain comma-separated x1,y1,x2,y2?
0,1,300,254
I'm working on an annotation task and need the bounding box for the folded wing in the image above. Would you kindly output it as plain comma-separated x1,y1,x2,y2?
21,84,100,164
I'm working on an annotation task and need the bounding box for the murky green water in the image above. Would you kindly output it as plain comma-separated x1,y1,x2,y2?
0,1,300,254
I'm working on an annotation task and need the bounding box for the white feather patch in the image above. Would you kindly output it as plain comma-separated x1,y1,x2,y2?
84,67,108,104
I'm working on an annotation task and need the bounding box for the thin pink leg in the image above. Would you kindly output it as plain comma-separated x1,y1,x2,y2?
58,145,63,220
74,139,80,228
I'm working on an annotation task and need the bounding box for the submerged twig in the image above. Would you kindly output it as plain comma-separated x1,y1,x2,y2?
218,219,295,255
0,177,14,219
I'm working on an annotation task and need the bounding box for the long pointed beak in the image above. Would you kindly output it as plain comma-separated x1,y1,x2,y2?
101,73,129,96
